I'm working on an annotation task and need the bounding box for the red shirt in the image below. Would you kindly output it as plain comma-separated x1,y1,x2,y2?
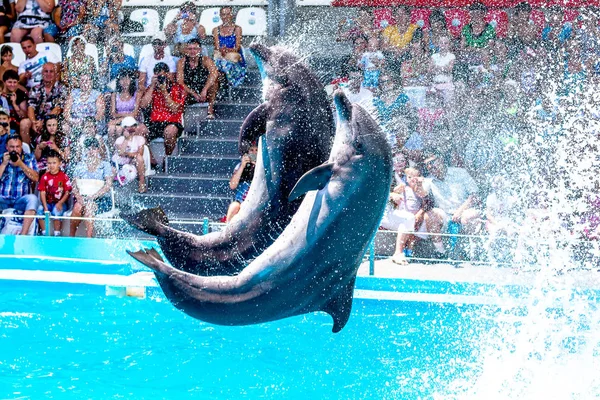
150,83,187,124
38,170,72,204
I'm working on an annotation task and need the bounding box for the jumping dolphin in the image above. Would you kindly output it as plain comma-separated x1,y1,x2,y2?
123,44,335,276
128,91,393,332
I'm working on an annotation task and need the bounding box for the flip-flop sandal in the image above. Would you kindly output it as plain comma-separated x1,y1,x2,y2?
206,113,216,120
391,254,409,265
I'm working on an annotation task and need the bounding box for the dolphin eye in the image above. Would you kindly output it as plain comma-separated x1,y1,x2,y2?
354,138,365,154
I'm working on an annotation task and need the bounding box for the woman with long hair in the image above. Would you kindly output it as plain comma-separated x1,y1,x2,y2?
212,6,246,88
108,69,147,143
34,115,70,174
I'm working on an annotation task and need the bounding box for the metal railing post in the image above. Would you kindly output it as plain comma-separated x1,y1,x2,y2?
369,239,375,276
44,211,51,236
202,217,209,235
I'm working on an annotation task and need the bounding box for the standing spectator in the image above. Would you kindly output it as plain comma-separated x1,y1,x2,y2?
34,115,69,173
138,33,176,90
140,62,186,157
22,62,64,145
83,0,119,45
422,152,481,255
101,37,136,91
373,74,409,148
461,3,495,49
507,2,538,52
0,0,15,44
2,69,27,132
424,9,447,53
0,134,39,235
0,107,11,154
227,142,257,222
62,36,97,88
212,6,246,88
112,117,147,193
10,0,54,44
401,37,430,108
36,149,71,236
108,69,146,143
17,36,59,89
165,1,205,57
430,35,456,103
381,6,418,51
54,0,86,39
358,36,385,91
63,73,104,137
176,39,219,119
69,136,114,238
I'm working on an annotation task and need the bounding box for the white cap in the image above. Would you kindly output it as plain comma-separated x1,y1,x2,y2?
151,32,167,43
121,116,138,128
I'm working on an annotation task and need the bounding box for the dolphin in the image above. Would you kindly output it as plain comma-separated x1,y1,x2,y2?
123,44,335,276
128,91,393,332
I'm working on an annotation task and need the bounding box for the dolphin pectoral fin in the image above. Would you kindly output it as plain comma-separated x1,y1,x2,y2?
127,248,173,275
320,277,356,333
239,103,269,154
288,163,334,202
121,207,169,236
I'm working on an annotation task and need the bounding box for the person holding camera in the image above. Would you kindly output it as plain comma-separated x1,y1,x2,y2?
2,69,28,133
226,142,257,223
0,134,39,235
164,1,206,57
101,37,137,92
140,62,186,159
138,33,176,91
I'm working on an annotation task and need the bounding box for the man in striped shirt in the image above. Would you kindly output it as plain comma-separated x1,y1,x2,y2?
0,134,39,235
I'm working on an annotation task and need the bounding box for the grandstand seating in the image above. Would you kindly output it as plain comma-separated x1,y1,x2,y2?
37,43,63,62
66,39,100,69
124,8,161,37
199,8,223,33
0,43,25,67
162,8,181,30
235,7,267,36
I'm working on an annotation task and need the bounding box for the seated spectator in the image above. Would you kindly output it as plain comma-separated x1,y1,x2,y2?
0,107,11,153
212,6,246,88
83,0,119,45
430,35,456,103
0,1,15,45
54,0,86,39
389,167,429,265
461,3,495,49
63,73,104,137
227,142,257,222
11,0,54,44
140,62,186,158
71,116,107,163
372,74,409,148
424,9,447,53
381,6,418,51
36,149,71,235
2,69,27,132
69,136,115,238
101,37,136,91
0,134,39,235
62,36,96,88
357,36,384,91
22,62,64,144
507,2,538,53
176,39,219,119
138,33,176,91
380,150,409,230
339,70,373,105
0,46,18,81
18,36,60,90
34,115,69,173
401,37,430,108
165,1,206,57
112,116,147,193
422,152,481,256
108,69,147,143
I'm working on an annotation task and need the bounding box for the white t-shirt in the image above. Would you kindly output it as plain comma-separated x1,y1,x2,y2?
112,135,146,165
431,52,455,83
359,51,384,70
138,54,177,88
424,167,478,214
18,51,60,88
399,186,423,214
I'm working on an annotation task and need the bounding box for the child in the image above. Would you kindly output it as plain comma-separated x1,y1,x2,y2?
37,150,72,236
358,36,385,90
35,116,69,175
390,167,428,265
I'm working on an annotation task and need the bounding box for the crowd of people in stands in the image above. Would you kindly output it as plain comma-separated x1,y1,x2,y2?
0,2,248,237
335,2,600,264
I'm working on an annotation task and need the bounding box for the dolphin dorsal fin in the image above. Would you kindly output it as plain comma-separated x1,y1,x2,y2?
288,163,334,202
320,277,356,333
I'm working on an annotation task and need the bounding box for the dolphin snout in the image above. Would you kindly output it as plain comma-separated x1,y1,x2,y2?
333,90,352,123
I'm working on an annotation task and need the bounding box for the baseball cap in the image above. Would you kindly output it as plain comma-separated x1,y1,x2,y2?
121,116,138,128
0,107,8,117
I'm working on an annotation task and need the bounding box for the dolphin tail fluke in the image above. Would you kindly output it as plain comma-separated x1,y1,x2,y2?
127,248,172,275
122,207,169,236
321,277,356,333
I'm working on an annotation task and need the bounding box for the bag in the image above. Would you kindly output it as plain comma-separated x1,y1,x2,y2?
0,208,37,235
121,18,144,33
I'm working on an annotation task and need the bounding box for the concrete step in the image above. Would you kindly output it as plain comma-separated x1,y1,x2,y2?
185,120,243,138
166,154,239,175
228,86,262,103
131,192,230,219
147,173,232,196
179,136,239,155
213,103,259,120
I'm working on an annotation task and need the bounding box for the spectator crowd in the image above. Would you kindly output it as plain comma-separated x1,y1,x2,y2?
0,2,248,237
335,2,600,264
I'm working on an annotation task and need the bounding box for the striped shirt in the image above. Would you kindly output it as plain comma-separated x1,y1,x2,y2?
0,153,38,201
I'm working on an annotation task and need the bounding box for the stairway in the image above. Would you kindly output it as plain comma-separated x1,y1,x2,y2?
132,69,262,221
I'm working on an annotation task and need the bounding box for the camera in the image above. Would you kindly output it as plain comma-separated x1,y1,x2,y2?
157,75,167,85
0,122,9,128
248,153,257,163
9,151,19,162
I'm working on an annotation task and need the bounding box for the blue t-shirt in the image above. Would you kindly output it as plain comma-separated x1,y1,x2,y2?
109,55,137,82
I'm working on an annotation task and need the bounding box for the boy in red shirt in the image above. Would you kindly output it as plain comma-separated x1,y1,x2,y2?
37,149,72,236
